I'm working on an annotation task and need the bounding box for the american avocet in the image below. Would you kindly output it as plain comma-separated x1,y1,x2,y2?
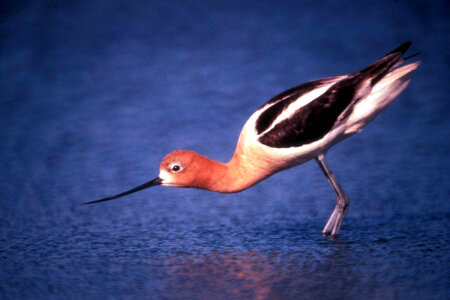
85,42,420,236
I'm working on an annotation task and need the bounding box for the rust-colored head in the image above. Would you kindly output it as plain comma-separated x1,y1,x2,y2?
83,150,229,205
158,150,227,190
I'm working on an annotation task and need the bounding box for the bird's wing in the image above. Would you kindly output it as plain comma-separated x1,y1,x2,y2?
255,76,344,135
257,42,412,148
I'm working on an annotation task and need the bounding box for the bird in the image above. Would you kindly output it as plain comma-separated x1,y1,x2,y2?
84,42,420,236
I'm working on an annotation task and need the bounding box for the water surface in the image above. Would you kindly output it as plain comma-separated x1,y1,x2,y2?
1,0,449,299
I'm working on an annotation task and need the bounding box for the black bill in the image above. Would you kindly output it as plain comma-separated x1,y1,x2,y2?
83,177,163,205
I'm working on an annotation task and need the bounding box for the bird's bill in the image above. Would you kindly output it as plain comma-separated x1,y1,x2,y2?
83,177,163,205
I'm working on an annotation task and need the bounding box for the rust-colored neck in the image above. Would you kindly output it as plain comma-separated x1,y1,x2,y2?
192,149,273,193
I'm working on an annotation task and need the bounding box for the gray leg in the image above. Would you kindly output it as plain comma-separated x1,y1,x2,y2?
315,154,350,236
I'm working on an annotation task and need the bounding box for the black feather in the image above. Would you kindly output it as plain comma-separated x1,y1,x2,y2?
255,77,339,134
258,42,412,148
259,77,357,147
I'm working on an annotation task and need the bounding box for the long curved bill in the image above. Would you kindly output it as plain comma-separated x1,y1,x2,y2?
83,177,163,205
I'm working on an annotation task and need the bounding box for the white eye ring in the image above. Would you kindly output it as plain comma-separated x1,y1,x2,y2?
169,162,183,173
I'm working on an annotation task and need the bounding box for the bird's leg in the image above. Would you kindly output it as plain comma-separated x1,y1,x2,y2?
315,154,350,236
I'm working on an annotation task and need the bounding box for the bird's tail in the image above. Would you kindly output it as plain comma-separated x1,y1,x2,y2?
344,50,421,134
372,61,421,94
345,61,421,135
359,41,413,86
334,42,420,125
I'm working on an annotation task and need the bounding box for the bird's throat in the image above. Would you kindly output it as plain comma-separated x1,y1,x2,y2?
194,152,273,193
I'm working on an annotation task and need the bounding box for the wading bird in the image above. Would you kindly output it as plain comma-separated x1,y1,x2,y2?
85,42,420,236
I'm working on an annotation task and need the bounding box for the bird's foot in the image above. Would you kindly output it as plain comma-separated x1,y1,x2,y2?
322,200,349,236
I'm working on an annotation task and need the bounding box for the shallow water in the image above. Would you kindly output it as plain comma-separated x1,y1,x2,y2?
1,0,449,299
1,213,448,299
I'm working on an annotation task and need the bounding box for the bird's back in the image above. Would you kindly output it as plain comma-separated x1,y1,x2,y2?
234,42,420,172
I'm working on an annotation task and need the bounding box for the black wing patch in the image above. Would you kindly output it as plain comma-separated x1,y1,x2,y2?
258,42,412,148
258,77,358,148
255,77,339,134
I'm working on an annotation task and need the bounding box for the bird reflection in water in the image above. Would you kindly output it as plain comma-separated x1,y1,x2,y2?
158,246,358,299
161,252,276,299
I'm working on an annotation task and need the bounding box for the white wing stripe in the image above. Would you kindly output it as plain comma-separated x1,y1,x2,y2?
261,77,346,135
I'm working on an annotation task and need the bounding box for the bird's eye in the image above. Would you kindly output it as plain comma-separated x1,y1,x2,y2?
171,164,182,173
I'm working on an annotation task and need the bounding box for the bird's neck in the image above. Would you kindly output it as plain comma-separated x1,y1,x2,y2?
195,149,274,193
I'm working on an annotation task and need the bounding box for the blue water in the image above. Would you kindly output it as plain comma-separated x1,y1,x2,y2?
1,1,449,299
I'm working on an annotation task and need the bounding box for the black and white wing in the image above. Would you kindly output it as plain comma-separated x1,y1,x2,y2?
257,42,413,148
255,76,344,135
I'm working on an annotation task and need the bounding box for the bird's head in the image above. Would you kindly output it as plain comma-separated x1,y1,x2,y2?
84,150,223,205
158,150,218,188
